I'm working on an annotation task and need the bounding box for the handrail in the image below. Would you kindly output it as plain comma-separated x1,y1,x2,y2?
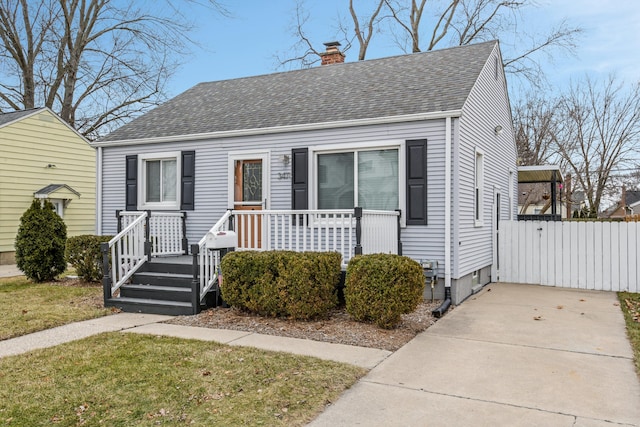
118,210,187,256
102,211,148,298
197,210,233,302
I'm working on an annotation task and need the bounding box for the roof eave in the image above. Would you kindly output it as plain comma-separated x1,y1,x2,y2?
91,110,463,148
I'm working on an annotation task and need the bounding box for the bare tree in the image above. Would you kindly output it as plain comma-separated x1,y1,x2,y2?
0,0,227,139
512,93,560,166
555,76,640,213
350,0,386,60
277,0,581,90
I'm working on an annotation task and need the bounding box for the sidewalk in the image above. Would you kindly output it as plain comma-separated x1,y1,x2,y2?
309,283,640,426
0,313,390,369
0,264,22,278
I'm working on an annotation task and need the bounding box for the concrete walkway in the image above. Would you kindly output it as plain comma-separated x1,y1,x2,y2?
0,264,22,278
0,313,390,369
309,283,640,426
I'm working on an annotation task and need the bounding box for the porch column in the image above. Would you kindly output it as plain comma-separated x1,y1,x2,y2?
354,207,363,255
144,210,152,261
551,171,557,216
101,242,112,301
190,244,201,315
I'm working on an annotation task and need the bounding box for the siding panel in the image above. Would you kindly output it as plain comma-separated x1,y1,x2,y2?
455,44,517,279
0,110,96,252
100,121,449,272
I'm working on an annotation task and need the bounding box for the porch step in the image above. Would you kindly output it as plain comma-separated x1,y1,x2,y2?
131,271,192,288
120,284,192,303
144,259,192,275
105,297,194,316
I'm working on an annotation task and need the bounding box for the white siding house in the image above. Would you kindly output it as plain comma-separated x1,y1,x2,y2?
93,40,517,306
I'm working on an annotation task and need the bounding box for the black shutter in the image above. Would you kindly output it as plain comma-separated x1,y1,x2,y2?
181,151,195,210
291,148,308,210
406,139,428,225
125,155,138,211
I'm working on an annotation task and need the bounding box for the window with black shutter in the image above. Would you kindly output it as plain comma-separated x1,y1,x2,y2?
406,139,428,225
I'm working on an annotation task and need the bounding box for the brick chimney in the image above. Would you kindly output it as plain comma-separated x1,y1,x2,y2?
320,41,345,65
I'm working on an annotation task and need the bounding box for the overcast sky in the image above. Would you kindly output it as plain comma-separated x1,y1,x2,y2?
167,1,640,98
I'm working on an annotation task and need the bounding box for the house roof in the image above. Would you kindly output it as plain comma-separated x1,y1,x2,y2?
0,108,45,128
626,190,640,206
100,41,499,143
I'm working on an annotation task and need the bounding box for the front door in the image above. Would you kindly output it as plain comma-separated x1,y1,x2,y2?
233,158,264,249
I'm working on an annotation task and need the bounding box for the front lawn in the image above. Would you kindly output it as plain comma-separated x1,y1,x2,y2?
0,276,111,341
0,332,365,426
618,292,640,374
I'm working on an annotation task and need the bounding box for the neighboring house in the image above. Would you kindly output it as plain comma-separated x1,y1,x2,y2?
93,40,517,312
0,108,96,264
604,187,640,218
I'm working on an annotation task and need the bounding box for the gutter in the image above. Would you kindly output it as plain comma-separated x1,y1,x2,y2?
90,110,463,148
432,115,452,318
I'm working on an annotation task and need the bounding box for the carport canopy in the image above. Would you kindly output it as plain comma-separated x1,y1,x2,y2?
517,165,564,217
517,165,564,184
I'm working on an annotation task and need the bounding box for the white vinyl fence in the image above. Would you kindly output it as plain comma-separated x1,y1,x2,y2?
499,220,639,292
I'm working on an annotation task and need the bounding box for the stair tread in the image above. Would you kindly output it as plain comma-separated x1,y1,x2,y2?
134,271,192,278
124,284,191,292
108,297,191,307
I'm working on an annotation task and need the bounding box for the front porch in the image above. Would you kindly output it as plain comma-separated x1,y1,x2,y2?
102,208,402,315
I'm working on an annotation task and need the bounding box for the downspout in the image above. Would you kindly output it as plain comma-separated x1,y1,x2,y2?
432,115,452,318
96,146,102,235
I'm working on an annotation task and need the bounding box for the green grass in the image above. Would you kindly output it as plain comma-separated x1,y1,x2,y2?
618,292,640,374
0,332,365,426
0,276,111,340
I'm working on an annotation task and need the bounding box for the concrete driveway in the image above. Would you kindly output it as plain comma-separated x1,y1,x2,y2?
309,283,640,426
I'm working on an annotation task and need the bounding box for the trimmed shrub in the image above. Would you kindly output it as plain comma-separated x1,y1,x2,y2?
220,251,341,320
15,199,67,282
66,235,114,282
345,253,424,329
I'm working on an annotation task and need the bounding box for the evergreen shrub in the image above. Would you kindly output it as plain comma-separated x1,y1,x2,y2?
345,253,424,329
66,235,114,282
220,251,341,320
15,199,67,282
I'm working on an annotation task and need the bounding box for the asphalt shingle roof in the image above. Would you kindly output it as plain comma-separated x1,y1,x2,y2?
102,41,497,142
0,108,44,128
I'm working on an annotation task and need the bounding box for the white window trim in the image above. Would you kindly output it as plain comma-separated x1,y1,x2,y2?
138,151,181,211
475,147,484,227
308,140,406,227
227,150,271,209
51,199,64,218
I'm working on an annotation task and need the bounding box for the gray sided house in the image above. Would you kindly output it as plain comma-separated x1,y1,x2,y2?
93,40,517,312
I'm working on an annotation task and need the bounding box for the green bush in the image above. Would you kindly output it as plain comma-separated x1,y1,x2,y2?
15,199,67,282
345,254,424,329
66,235,114,282
220,251,341,320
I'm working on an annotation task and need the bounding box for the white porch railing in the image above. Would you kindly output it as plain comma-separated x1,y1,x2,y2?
361,209,401,255
102,211,148,298
103,208,401,306
193,208,400,306
118,210,186,256
196,210,233,302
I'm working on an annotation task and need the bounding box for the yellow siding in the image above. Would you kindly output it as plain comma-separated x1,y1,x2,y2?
0,110,96,253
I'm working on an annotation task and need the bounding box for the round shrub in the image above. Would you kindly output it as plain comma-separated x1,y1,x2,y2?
345,253,424,329
66,235,114,282
15,199,67,282
220,250,341,320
